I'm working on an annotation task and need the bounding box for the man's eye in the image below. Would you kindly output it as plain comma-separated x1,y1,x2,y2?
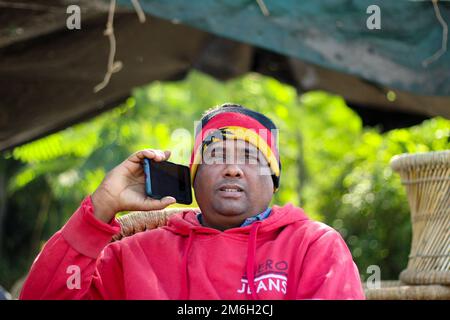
244,153,260,163
211,151,226,162
214,152,224,159
210,149,223,158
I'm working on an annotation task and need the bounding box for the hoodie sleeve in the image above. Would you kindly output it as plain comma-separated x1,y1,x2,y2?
295,228,365,300
20,196,125,300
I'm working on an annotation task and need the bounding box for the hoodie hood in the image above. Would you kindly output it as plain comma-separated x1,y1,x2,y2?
164,203,309,236
162,203,309,299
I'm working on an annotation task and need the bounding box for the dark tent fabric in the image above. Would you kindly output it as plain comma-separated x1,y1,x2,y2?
118,0,450,96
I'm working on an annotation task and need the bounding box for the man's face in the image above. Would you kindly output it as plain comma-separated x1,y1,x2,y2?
193,139,274,230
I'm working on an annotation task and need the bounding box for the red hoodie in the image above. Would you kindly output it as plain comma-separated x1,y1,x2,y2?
20,196,365,300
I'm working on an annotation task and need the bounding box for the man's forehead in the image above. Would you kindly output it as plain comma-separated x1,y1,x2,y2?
208,140,259,152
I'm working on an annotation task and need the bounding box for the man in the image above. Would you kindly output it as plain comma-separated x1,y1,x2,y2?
20,104,365,299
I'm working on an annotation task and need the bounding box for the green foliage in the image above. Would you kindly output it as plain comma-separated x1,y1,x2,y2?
1,71,449,290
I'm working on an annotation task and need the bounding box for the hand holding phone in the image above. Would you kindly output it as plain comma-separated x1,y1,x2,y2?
91,149,177,223
143,158,193,205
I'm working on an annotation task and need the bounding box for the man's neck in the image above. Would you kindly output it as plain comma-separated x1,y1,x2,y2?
197,207,271,230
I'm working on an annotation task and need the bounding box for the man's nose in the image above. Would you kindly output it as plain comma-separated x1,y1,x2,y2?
223,164,243,178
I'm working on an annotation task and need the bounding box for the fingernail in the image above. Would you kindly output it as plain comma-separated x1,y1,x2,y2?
164,196,176,202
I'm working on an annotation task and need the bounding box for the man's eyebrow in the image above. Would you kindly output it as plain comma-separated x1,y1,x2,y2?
209,143,258,154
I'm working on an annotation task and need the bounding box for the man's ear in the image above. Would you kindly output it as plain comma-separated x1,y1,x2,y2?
192,164,201,189
271,175,277,193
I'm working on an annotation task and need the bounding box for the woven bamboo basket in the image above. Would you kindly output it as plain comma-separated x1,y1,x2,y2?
364,280,450,300
390,150,450,285
113,207,198,241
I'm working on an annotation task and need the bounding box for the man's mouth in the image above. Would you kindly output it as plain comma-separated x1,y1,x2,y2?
219,186,243,192
217,184,245,198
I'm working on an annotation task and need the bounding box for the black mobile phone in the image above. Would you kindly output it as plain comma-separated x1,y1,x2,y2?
143,158,193,205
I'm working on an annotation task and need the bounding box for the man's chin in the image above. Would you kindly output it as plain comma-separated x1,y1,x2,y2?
213,202,247,217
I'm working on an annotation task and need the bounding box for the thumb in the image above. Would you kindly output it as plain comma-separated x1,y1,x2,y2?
161,196,176,204
142,196,176,211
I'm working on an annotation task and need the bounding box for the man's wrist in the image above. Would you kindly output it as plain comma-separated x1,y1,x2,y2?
91,188,117,223
61,196,121,258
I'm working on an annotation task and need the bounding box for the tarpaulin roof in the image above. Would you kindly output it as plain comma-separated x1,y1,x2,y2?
118,0,450,96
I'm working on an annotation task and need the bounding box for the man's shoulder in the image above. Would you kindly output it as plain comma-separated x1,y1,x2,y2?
285,214,343,246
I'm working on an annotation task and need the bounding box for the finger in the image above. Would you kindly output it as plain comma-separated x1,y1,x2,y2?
150,150,169,162
127,149,154,163
144,149,166,161
142,196,176,210
154,150,166,161
128,149,166,164
164,150,171,160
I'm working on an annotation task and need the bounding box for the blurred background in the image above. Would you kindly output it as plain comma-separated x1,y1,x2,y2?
0,0,449,296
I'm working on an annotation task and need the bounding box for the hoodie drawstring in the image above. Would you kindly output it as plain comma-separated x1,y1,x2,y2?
180,229,195,299
179,221,262,300
246,221,261,300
